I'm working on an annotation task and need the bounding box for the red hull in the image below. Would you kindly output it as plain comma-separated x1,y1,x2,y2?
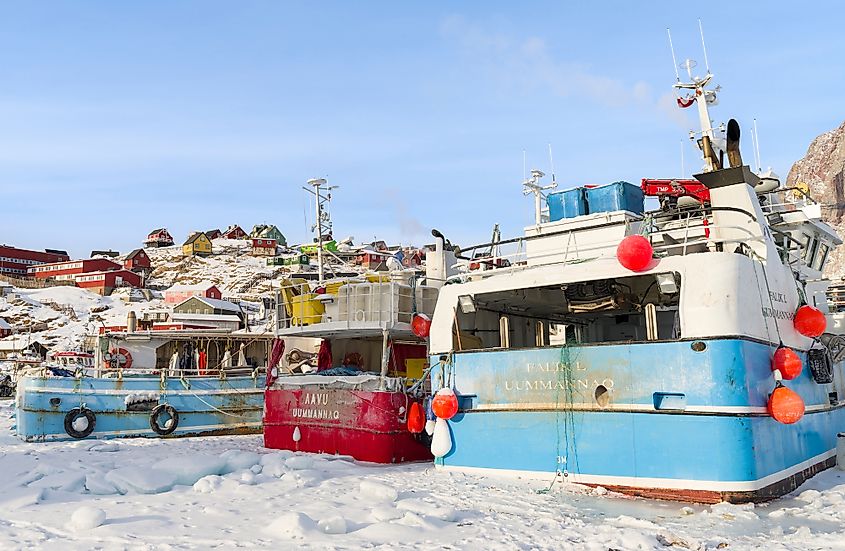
264,387,432,464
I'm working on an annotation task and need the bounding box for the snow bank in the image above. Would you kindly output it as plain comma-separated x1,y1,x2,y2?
263,512,317,539
153,455,227,486
359,480,398,502
70,506,106,530
105,466,178,494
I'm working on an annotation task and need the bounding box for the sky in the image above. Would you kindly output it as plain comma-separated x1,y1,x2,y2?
1,1,843,258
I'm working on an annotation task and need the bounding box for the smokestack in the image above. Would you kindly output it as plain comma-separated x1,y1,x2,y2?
127,311,137,333
726,118,743,168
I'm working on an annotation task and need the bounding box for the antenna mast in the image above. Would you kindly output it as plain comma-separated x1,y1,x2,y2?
752,118,762,172
522,168,556,225
698,19,711,73
548,143,557,184
304,178,338,285
667,28,680,82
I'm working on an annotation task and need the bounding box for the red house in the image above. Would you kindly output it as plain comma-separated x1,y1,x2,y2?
206,229,222,240
222,225,247,240
145,228,174,248
75,270,142,296
0,318,11,338
164,282,222,304
28,258,122,281
123,249,152,275
251,238,277,257
0,245,70,277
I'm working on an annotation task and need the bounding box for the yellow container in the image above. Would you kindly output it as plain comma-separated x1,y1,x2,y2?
365,273,391,283
291,294,325,326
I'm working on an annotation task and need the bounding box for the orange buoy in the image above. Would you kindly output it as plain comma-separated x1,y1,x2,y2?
411,313,432,339
616,235,653,271
794,305,826,338
431,388,459,420
768,384,805,424
772,346,802,380
407,401,425,434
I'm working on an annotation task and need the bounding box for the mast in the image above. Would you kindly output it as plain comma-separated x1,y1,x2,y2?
522,169,556,225
304,178,337,285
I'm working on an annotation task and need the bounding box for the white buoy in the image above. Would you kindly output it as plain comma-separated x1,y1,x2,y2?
425,419,436,436
292,426,302,442
837,433,845,471
430,418,452,458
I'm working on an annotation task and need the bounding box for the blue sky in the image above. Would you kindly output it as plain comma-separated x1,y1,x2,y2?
1,2,843,258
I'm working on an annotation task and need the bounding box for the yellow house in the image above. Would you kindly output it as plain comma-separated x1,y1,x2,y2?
182,232,212,257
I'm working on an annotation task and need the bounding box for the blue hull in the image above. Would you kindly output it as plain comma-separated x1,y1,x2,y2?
16,375,264,441
432,338,845,501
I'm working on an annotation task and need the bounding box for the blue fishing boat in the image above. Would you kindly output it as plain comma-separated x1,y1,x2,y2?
15,330,273,441
423,57,845,502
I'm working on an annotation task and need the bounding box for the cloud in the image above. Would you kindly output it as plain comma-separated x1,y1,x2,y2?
440,14,694,128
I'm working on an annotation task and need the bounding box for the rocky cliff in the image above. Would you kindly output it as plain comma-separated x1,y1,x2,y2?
786,121,845,278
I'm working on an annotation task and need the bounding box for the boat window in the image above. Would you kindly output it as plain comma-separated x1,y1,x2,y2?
452,273,682,350
814,243,830,271
803,235,818,265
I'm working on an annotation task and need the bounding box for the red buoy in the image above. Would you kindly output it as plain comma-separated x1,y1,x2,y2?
772,346,802,380
431,388,458,420
794,305,826,338
411,313,432,339
768,384,805,424
407,401,425,434
616,235,653,271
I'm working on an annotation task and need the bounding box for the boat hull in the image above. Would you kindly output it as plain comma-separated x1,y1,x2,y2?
264,386,432,463
15,375,263,441
432,337,845,503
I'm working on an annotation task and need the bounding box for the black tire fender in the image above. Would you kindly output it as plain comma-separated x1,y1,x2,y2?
150,404,179,436
64,407,96,439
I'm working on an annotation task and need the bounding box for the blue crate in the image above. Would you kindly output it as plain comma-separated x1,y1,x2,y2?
584,181,644,215
547,188,588,221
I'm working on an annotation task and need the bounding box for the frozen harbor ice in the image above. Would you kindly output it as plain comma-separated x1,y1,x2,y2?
1,400,844,550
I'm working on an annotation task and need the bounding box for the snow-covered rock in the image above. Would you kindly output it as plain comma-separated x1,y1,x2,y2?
69,506,106,530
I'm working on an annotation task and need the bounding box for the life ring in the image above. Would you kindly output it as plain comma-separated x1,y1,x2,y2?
105,347,133,370
64,407,96,439
150,404,179,436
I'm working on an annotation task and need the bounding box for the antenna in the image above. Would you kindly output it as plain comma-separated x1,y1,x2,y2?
667,28,680,81
698,19,711,74
548,143,556,184
752,118,762,172
522,149,527,181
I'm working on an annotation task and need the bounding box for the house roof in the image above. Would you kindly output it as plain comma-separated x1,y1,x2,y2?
175,296,241,313
0,337,44,352
0,319,11,330
148,228,166,235
125,248,147,260
171,313,242,323
183,232,208,245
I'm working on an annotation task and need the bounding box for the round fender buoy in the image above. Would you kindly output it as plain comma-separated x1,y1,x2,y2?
768,384,805,425
794,305,826,338
431,388,459,420
772,346,802,380
431,417,452,457
411,313,432,339
407,401,425,434
64,407,96,439
616,235,653,272
149,404,179,436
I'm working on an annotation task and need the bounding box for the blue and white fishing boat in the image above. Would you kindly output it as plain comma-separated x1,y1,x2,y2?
16,329,273,441
423,56,845,502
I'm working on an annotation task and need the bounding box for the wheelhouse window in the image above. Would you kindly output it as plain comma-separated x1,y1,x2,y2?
814,243,830,272
452,273,682,350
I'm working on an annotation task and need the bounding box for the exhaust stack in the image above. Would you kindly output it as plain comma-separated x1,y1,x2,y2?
726,118,743,168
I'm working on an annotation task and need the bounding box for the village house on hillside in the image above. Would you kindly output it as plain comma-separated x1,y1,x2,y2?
164,282,222,304
0,245,70,277
90,250,120,258
122,249,152,276
144,228,174,248
76,269,142,296
182,232,212,257
28,258,122,281
251,238,277,257
222,225,247,240
171,296,245,330
0,318,12,338
205,229,222,240
250,224,286,246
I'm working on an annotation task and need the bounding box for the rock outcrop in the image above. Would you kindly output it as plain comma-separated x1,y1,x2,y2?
786,121,845,278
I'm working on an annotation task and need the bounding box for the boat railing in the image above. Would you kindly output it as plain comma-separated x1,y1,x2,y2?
277,278,435,333
448,211,770,282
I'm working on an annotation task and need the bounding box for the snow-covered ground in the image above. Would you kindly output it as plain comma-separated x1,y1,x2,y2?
1,400,843,551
